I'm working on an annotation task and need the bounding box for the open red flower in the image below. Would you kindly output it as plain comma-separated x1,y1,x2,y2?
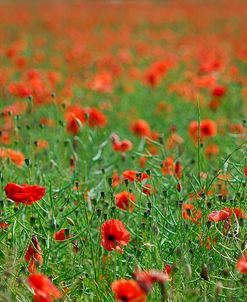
115,191,136,212
236,253,247,274
111,134,133,153
64,105,86,135
85,107,108,128
122,170,149,182
53,229,71,241
111,279,147,302
208,209,231,222
244,164,247,177
101,219,130,254
133,268,171,294
28,273,62,302
25,235,43,273
5,183,46,206
182,204,202,223
130,119,151,138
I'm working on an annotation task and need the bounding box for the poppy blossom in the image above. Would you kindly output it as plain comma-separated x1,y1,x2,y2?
53,228,71,241
115,191,136,212
212,85,225,97
101,219,130,254
0,148,25,167
0,222,10,229
142,184,156,195
182,204,202,223
28,273,62,302
111,279,147,302
208,208,232,222
85,107,108,128
5,183,46,206
130,119,151,138
236,253,247,274
244,165,247,177
122,170,149,182
64,105,86,135
133,268,171,294
189,119,217,143
111,134,133,153
24,235,43,273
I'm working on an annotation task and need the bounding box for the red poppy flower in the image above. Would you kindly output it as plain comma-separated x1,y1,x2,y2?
133,269,170,294
115,191,136,212
5,183,46,206
101,219,130,254
162,157,174,176
212,85,225,97
28,273,62,302
111,134,133,153
122,170,149,182
64,105,86,135
189,119,217,143
182,204,202,223
244,165,247,177
53,229,71,241
111,279,147,302
142,184,156,195
85,107,108,128
0,222,10,229
24,235,43,273
130,119,151,138
236,253,247,274
208,209,231,222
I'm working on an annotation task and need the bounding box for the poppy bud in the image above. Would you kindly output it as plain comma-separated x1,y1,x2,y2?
177,182,181,192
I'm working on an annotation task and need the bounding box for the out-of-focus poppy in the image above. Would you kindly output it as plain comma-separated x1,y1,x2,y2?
24,235,43,273
5,183,46,206
236,253,247,274
101,219,130,254
130,119,151,138
64,105,86,135
85,107,108,128
142,184,156,195
28,273,62,302
0,222,10,229
182,204,202,223
212,85,225,97
111,279,147,302
53,229,71,241
115,191,136,212
189,119,217,143
133,268,170,293
244,164,247,177
205,144,219,158
111,134,133,153
122,170,149,182
0,148,25,167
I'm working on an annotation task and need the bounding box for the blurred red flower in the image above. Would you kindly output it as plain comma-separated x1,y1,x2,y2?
130,119,151,138
5,183,46,206
115,191,136,212
236,253,247,274
25,235,43,273
53,229,71,241
111,279,147,302
28,273,62,302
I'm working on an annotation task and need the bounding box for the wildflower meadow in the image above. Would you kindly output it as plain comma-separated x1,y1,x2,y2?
0,1,246,301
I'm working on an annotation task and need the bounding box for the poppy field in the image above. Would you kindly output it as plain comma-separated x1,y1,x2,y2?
0,1,247,301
